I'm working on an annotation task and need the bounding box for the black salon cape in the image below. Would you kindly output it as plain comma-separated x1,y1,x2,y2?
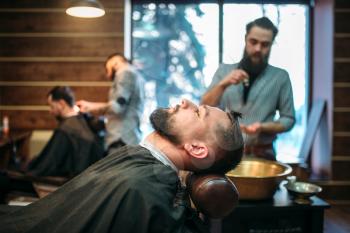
0,146,209,233
27,114,104,177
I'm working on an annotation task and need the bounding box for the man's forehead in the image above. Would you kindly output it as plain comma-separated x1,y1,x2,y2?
210,106,230,123
247,26,273,40
107,57,117,64
106,59,113,68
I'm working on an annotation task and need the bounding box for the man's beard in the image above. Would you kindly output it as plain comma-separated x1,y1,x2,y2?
149,108,180,144
238,49,269,79
239,49,269,103
108,69,116,81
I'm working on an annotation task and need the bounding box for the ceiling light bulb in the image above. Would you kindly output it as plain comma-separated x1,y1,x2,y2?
66,0,105,18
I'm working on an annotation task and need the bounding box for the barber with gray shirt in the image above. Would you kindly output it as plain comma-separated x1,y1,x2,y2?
201,17,295,161
77,53,145,153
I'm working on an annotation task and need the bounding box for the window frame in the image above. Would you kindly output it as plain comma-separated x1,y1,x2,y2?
130,0,313,162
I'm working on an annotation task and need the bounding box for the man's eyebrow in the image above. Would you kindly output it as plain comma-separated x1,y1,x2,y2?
249,37,272,45
226,110,241,125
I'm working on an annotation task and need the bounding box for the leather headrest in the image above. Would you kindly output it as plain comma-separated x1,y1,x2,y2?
186,173,239,219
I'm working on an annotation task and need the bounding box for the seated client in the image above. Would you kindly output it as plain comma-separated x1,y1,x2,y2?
0,99,243,233
27,86,105,177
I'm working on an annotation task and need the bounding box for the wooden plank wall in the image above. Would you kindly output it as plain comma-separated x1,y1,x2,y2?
333,0,350,175
0,0,124,130
319,0,350,201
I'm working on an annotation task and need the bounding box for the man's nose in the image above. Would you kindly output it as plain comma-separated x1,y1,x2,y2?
181,99,195,109
254,43,262,52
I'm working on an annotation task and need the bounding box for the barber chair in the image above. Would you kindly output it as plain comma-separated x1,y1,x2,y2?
186,173,239,233
186,173,239,219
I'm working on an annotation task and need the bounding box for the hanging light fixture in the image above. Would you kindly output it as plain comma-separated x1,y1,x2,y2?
66,0,105,18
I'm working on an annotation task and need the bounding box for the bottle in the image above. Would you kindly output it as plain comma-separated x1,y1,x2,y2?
3,116,9,136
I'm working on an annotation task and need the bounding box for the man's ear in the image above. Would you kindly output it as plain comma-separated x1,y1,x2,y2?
184,141,209,159
58,99,67,108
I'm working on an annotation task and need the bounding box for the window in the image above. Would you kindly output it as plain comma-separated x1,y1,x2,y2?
131,1,309,162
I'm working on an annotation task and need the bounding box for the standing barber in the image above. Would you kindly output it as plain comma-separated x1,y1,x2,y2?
77,53,145,153
201,17,295,161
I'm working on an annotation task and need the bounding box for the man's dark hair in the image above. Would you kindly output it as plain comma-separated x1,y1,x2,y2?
48,86,75,107
246,17,278,41
202,111,244,174
105,52,130,65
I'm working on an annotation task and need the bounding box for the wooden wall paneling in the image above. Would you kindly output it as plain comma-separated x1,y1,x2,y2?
335,0,350,8
334,37,350,58
1,86,48,105
0,0,125,130
332,160,350,180
0,86,109,105
334,87,350,108
334,61,350,82
0,0,123,8
333,136,350,156
0,37,123,57
335,12,350,34
72,86,110,102
0,62,106,81
318,182,350,200
333,112,350,131
0,110,57,129
0,12,124,33
315,0,350,201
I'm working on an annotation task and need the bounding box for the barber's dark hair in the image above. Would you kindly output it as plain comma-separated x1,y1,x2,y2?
201,111,244,174
246,17,278,41
48,86,75,107
105,52,130,65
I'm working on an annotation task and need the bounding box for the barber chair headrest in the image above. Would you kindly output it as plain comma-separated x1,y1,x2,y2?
186,173,239,219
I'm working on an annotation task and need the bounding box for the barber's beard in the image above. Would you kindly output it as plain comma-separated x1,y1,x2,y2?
238,50,269,78
149,108,181,144
239,49,269,104
107,69,116,81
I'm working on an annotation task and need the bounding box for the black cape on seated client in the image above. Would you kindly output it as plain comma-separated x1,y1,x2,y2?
27,114,104,177
0,146,209,233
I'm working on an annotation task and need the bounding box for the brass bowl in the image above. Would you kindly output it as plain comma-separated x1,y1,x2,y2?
285,181,322,204
226,158,292,200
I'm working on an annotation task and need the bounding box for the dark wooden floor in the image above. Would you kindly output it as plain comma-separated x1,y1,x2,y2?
324,203,350,233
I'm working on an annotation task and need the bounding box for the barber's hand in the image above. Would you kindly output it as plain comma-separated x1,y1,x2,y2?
76,100,92,113
240,122,262,135
219,69,249,88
